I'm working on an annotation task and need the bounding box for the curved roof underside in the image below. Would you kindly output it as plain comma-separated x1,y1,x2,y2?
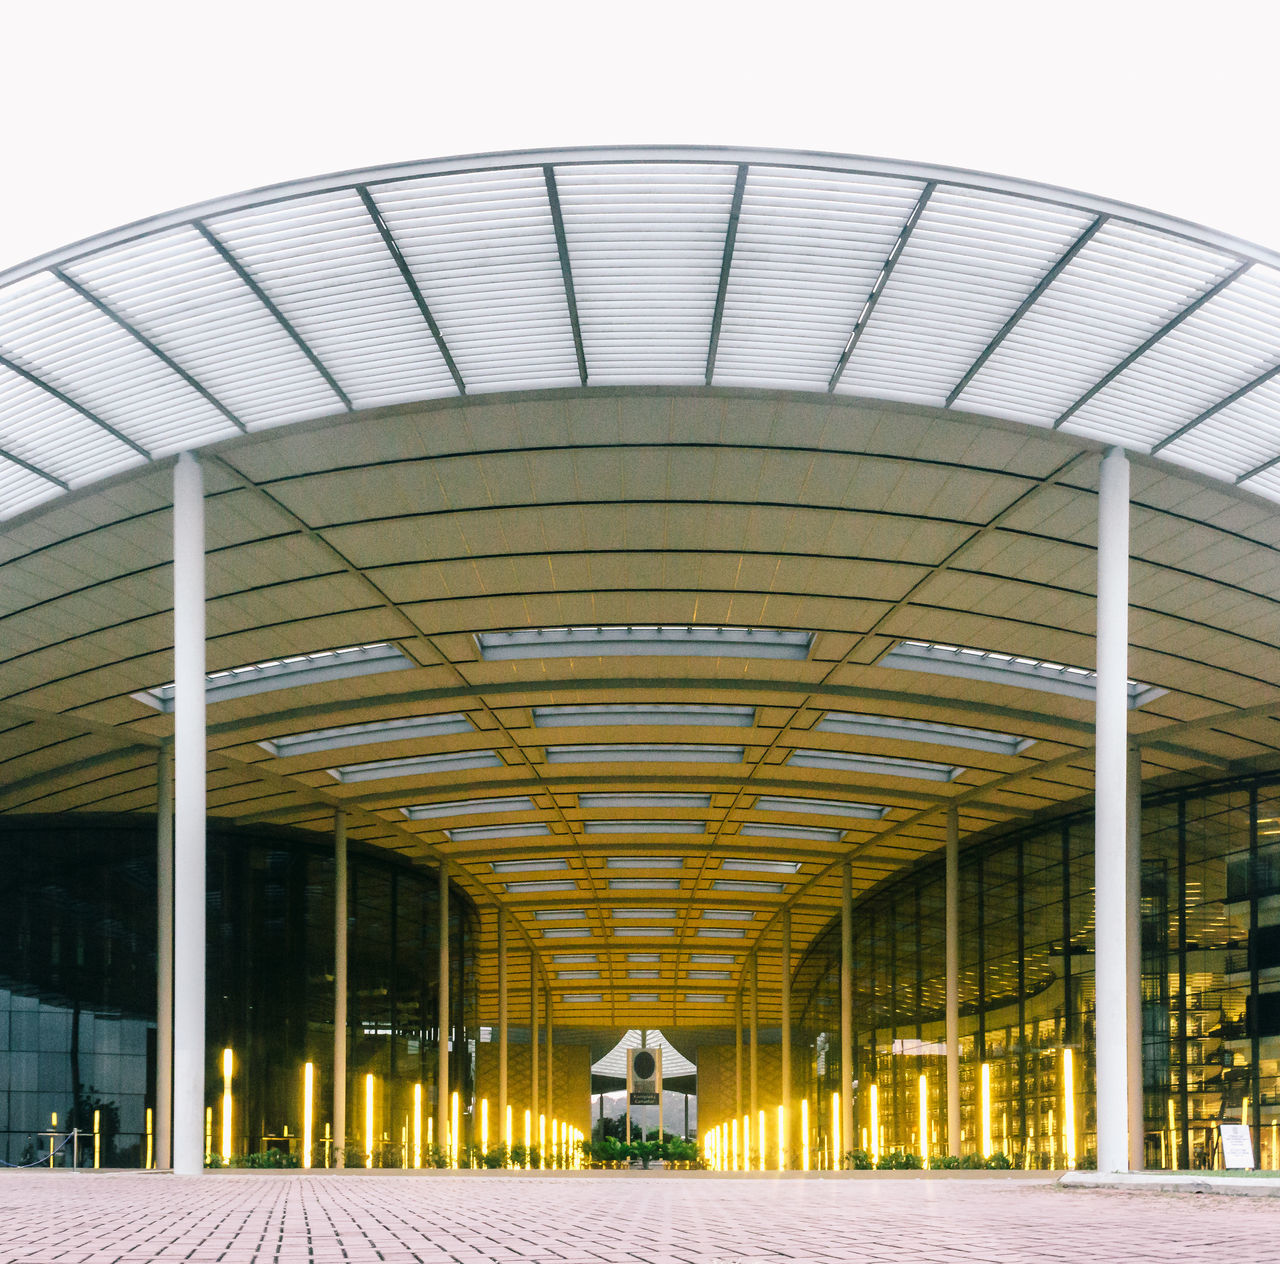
5,149,1280,1032
4,146,1280,523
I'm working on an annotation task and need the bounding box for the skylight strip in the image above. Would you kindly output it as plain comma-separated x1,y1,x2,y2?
261,712,472,757
737,823,841,844
562,993,604,1003
881,640,1164,707
492,858,567,874
628,994,661,1003
627,970,661,979
787,749,962,782
695,927,747,939
405,795,538,820
608,878,681,891
604,857,684,869
505,879,577,894
816,711,1033,756
580,793,712,810
330,749,502,782
542,928,592,939
546,743,743,764
476,625,812,661
752,794,890,820
702,909,755,920
721,857,804,873
690,953,737,964
687,970,731,980
135,642,413,712
533,703,755,727
533,909,586,921
684,993,727,1003
556,970,600,980
710,879,785,894
550,953,597,964
448,822,550,843
613,927,677,938
611,907,677,918
584,820,705,834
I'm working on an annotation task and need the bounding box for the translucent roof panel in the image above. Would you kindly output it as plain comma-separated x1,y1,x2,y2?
714,166,924,390
68,225,343,431
369,167,580,392
554,162,737,384
4,147,1280,522
836,186,1094,406
208,189,458,411
959,220,1239,427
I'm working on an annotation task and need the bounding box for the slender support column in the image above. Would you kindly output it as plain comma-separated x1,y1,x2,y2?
155,744,174,1169
945,807,961,1158
840,859,853,1168
1095,445,1132,1173
1127,744,1145,1170
438,863,449,1146
531,961,540,1130
780,908,792,1157
748,953,759,1131
171,452,206,1177
545,986,554,1137
333,811,348,1166
497,909,509,1137
734,992,743,1119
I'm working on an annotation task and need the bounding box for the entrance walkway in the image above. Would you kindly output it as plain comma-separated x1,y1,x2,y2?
0,1171,1271,1263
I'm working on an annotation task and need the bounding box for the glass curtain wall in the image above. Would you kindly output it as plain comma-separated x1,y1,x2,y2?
0,817,477,1166
794,772,1280,1169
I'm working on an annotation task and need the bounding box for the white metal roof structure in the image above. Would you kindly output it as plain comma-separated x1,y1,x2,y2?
6,147,1280,1029
4,146,1280,522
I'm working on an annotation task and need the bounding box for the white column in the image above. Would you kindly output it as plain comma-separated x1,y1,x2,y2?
840,859,853,1168
438,863,449,1145
1127,744,1144,1170
171,452,206,1176
155,744,174,1170
945,807,961,1158
780,908,792,1156
497,908,508,1134
1095,445,1131,1173
333,811,348,1166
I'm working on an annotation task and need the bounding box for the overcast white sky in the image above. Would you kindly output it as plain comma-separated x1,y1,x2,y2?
4,0,1279,270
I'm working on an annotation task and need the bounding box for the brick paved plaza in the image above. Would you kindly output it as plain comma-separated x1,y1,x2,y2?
0,1172,1273,1264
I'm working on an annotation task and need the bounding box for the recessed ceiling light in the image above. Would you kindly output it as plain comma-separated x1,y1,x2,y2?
626,953,662,963
542,927,592,939
551,954,597,964
787,749,961,781
614,927,676,937
721,857,803,873
452,822,550,843
533,909,586,921
687,969,731,980
534,703,754,727
491,858,568,874
608,878,681,891
547,744,744,764
702,909,754,921
556,969,600,980
476,625,812,661
753,794,889,820
695,927,747,939
711,879,785,894
330,750,503,782
689,953,736,964
611,908,677,919
684,993,726,1003
581,793,712,810
628,994,661,1003
406,795,538,820
561,993,603,1003
506,879,577,894
737,823,839,844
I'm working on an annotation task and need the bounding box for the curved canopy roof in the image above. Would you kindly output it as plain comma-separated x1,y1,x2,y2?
4,146,1280,524
5,149,1280,1032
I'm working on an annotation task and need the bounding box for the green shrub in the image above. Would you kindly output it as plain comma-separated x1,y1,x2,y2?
844,1148,874,1169
483,1144,508,1169
931,1154,960,1169
508,1143,528,1168
1076,1154,1097,1170
235,1149,301,1169
959,1152,985,1169
629,1139,663,1169
663,1138,698,1164
984,1151,1012,1169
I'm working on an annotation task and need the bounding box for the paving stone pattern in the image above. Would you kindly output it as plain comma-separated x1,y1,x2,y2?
0,1172,1274,1264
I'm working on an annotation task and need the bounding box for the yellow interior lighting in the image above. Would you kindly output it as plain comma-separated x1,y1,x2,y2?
801,1098,809,1171
758,1109,765,1171
918,1073,928,1168
539,1113,546,1168
222,1048,233,1164
302,1062,314,1169
451,1092,460,1169
205,1106,212,1162
870,1084,880,1165
777,1103,785,1170
980,1062,993,1160
365,1073,374,1169
481,1097,489,1157
1062,1049,1076,1170
506,1103,513,1157
831,1091,840,1168
413,1083,422,1169
524,1108,532,1168
145,1107,153,1170
731,1117,738,1171
743,1114,751,1171
93,1108,101,1169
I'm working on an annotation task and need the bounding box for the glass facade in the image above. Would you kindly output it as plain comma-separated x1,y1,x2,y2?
0,816,477,1166
794,773,1280,1170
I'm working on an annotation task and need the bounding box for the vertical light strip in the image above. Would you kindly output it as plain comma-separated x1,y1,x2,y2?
870,1084,880,1165
204,1106,212,1162
980,1063,993,1160
452,1092,460,1169
831,1091,840,1169
413,1083,422,1169
365,1073,374,1169
919,1073,928,1168
801,1099,809,1171
303,1062,314,1169
1063,1048,1077,1170
758,1109,765,1171
481,1098,489,1156
743,1114,751,1172
506,1104,513,1164
93,1108,101,1169
777,1104,785,1170
539,1113,546,1169
221,1048,233,1163
524,1109,532,1169
732,1117,739,1171
146,1107,154,1170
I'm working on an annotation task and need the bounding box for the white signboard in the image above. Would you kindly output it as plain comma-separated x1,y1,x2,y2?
1220,1123,1256,1169
628,1047,662,1106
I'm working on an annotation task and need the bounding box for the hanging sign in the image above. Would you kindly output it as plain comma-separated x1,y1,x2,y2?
628,1047,662,1106
1219,1123,1256,1169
